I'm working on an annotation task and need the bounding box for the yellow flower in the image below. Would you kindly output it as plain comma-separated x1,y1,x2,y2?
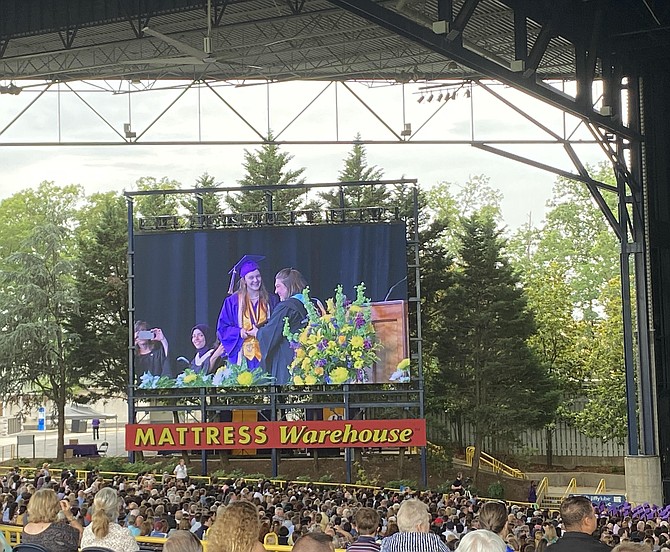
330,367,350,384
337,335,346,345
307,335,318,345
314,366,324,376
294,375,304,385
236,371,254,386
354,359,364,369
183,373,197,384
299,329,309,343
342,325,353,333
308,348,319,358
296,348,306,359
326,298,335,312
301,358,312,370
349,305,361,313
304,374,317,385
350,336,364,348
353,350,362,359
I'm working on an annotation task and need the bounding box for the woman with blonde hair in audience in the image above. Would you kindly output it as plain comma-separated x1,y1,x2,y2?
21,488,82,552
207,500,265,552
80,486,138,552
164,530,203,552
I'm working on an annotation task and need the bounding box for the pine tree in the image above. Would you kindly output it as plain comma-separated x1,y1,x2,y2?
427,212,559,482
320,134,390,208
181,172,223,216
69,192,129,396
226,136,307,213
133,176,182,219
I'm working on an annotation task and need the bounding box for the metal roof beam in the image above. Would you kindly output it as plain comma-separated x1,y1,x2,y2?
327,0,637,139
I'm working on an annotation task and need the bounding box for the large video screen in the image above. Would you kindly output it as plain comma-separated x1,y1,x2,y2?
132,222,409,389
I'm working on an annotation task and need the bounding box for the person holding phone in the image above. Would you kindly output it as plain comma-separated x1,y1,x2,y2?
134,320,171,378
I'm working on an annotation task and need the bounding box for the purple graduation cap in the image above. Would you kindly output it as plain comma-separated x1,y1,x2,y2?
228,254,265,294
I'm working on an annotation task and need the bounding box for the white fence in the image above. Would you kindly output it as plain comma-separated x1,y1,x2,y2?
429,413,625,457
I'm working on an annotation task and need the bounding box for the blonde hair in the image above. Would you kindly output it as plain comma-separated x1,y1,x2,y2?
164,530,203,552
91,487,119,538
208,500,260,552
27,488,60,524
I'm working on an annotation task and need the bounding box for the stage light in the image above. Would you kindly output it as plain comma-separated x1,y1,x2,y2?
0,83,21,95
464,88,471,98
427,92,434,102
437,92,444,102
417,95,425,103
124,123,136,139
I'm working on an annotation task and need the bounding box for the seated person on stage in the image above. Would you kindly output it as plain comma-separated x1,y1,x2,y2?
217,254,278,369
134,320,171,378
189,324,224,374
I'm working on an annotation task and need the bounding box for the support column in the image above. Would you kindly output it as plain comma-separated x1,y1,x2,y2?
625,456,662,505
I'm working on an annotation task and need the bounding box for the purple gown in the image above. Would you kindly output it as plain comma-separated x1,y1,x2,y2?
216,293,279,369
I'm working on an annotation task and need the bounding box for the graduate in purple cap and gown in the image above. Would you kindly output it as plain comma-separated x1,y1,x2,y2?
216,255,279,369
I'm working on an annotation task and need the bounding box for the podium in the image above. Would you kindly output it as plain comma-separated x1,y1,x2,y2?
369,300,409,383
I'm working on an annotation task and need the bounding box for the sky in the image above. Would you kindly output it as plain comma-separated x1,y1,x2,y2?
0,79,608,231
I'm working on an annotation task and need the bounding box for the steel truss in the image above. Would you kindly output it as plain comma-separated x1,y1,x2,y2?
1,0,658,468
126,180,427,483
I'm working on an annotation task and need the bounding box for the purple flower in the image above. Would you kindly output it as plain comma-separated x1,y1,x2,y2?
317,339,328,351
289,341,300,350
315,358,327,367
364,338,372,349
355,314,366,328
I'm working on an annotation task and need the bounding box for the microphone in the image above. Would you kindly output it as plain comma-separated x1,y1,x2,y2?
384,276,408,301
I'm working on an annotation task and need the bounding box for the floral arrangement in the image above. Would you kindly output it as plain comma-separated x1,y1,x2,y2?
283,283,381,385
137,358,273,389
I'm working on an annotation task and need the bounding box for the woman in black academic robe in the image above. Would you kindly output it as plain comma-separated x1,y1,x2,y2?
253,268,308,385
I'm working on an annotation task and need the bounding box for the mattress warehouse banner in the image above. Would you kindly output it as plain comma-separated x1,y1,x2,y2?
125,419,427,451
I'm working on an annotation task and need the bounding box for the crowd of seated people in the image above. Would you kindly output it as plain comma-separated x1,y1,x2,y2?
0,464,668,552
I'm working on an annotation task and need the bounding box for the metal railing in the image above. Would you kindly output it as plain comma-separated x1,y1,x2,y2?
465,446,526,479
562,477,577,499
536,476,549,505
0,524,344,551
595,478,607,494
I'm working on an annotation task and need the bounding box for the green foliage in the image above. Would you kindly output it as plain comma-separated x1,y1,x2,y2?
509,164,623,443
69,192,128,397
353,461,379,487
573,277,627,443
181,172,223,216
487,480,505,499
226,134,307,213
319,135,389,208
425,211,559,480
319,473,334,482
386,479,418,490
0,184,86,461
132,176,182,218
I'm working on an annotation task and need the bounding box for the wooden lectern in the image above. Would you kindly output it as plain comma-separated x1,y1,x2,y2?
369,300,409,383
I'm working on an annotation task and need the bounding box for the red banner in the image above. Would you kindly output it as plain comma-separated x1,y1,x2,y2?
125,419,426,451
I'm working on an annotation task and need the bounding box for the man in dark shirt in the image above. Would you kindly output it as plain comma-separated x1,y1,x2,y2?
551,496,611,552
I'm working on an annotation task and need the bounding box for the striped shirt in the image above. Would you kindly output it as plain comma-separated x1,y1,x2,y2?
348,535,381,552
380,532,449,552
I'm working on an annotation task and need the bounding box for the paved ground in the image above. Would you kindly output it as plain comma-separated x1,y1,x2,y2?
0,425,129,462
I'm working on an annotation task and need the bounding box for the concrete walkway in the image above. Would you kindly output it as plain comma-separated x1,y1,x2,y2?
0,425,129,462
